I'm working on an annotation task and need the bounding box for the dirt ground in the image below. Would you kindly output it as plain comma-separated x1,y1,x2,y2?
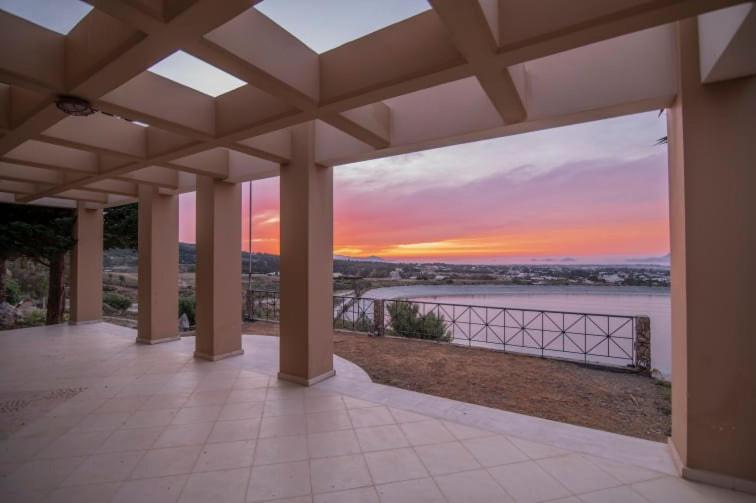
244,320,671,442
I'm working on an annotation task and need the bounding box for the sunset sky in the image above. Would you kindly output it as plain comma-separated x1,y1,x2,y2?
179,111,670,264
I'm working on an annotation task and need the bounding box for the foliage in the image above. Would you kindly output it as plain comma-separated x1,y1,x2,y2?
178,295,196,325
17,308,47,328
334,314,372,333
386,301,450,341
4,277,21,305
103,292,132,313
104,203,138,250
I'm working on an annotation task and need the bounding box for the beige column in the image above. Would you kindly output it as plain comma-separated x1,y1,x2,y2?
136,185,179,344
69,203,103,324
668,19,756,490
279,121,335,385
194,175,243,361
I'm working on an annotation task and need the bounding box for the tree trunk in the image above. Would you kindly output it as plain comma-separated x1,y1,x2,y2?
0,257,6,304
46,254,65,325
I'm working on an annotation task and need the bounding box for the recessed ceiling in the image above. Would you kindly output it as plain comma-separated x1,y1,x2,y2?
148,51,247,97
0,0,92,35
255,0,431,53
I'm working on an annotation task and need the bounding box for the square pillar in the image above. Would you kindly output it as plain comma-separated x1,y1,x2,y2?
136,185,179,344
194,176,243,361
69,203,103,324
668,19,756,491
279,121,335,385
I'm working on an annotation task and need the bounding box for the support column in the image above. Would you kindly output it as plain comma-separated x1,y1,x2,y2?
69,203,103,324
136,185,179,344
194,176,243,361
668,19,756,491
279,121,335,385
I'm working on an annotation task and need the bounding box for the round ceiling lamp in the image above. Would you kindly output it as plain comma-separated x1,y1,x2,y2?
55,95,96,116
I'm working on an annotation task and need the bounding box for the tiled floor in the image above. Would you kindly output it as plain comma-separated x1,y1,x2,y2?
0,323,754,502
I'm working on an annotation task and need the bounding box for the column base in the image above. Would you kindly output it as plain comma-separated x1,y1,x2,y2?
194,349,244,361
69,319,102,326
136,335,181,345
278,369,335,386
668,439,756,495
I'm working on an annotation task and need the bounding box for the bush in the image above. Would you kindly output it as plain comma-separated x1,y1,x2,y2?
178,295,196,325
386,301,450,341
18,308,46,327
103,292,132,313
4,278,21,305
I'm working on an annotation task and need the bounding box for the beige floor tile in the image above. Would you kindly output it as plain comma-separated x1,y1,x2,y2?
263,398,305,417
400,420,455,446
259,414,307,438
632,476,756,503
0,436,52,463
179,467,250,503
582,455,665,484
185,390,230,407
375,478,446,503
442,421,496,441
537,454,621,494
509,437,570,460
172,405,222,425
43,482,120,503
342,397,380,409
306,410,352,434
0,456,86,493
305,395,345,413
435,469,514,503
124,408,178,428
227,388,267,404
113,474,187,503
195,440,255,472
219,402,264,421
310,454,372,493
389,408,428,423
488,460,572,503
130,445,201,479
254,434,308,465
348,406,395,428
138,393,190,411
578,485,649,503
414,441,480,475
364,447,428,484
98,395,150,413
35,430,110,459
313,486,379,503
153,422,213,448
355,424,409,452
233,377,269,390
70,411,130,432
247,460,311,502
307,429,361,459
462,435,529,467
96,426,163,453
208,418,260,443
62,450,143,486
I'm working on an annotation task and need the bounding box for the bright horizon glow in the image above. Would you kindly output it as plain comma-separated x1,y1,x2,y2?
149,51,247,97
256,0,431,53
179,111,670,265
0,0,92,35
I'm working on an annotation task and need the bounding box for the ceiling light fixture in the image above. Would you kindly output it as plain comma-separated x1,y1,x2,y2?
55,95,96,116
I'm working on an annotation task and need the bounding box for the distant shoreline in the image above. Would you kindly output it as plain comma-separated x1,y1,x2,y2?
364,284,670,300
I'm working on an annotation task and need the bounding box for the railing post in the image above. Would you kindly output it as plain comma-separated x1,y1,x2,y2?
373,299,385,337
634,315,651,371
245,289,255,321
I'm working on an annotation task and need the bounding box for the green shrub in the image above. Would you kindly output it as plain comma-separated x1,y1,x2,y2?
178,295,196,325
386,301,450,341
4,278,21,305
103,292,132,313
18,308,46,327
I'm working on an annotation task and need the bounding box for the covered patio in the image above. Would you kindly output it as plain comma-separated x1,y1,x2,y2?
1,322,752,502
1,0,755,500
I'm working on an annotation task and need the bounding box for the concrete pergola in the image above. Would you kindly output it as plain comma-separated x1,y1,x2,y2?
1,0,754,492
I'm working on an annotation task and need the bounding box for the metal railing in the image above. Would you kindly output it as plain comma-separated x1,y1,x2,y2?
246,289,650,370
